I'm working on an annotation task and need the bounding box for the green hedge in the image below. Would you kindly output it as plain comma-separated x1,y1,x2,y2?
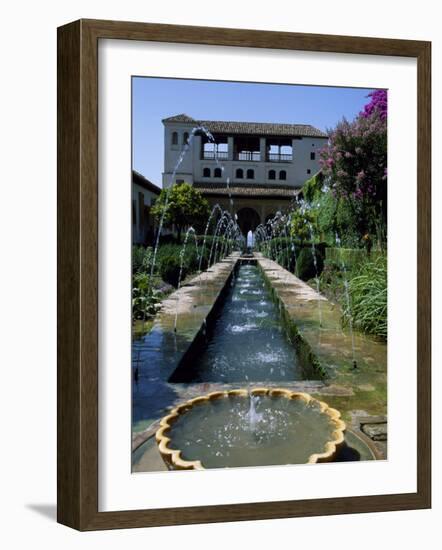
154,237,233,287
325,247,382,270
131,237,236,320
159,255,187,288
260,238,327,277
295,247,324,281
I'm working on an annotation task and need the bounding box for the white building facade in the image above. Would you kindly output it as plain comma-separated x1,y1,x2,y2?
162,114,328,233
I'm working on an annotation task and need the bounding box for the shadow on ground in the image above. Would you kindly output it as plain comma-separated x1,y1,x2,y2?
26,504,57,521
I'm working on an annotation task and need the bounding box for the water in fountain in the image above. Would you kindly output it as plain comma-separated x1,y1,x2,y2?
218,224,231,263
292,197,324,331
266,219,276,261
307,221,323,328
335,231,357,367
217,220,239,264
173,226,200,332
254,225,265,256
167,394,338,468
198,204,223,273
259,225,269,257
175,211,241,333
247,393,263,431
286,214,297,273
281,216,292,270
213,219,232,265
271,213,289,270
208,211,233,267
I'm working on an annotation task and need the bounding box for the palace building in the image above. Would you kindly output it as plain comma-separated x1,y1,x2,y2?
162,114,328,234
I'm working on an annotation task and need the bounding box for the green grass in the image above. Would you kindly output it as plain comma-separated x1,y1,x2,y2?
344,254,387,340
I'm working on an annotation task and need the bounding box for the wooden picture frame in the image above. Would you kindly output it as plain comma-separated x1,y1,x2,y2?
57,19,431,531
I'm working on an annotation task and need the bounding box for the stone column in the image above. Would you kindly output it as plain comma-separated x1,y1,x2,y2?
291,138,297,159
259,137,266,162
228,136,234,160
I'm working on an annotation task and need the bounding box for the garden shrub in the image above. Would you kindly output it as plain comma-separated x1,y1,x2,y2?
302,172,324,203
158,234,178,245
295,247,324,281
317,260,346,303
132,272,161,319
159,254,186,288
132,245,153,274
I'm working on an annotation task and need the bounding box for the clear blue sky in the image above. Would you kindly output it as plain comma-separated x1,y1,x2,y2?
132,77,374,187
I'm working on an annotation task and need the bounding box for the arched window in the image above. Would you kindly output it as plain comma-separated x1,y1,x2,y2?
246,169,254,179
183,132,189,145
268,169,276,180
214,167,222,178
171,131,178,146
203,167,211,178
279,170,287,180
236,168,244,179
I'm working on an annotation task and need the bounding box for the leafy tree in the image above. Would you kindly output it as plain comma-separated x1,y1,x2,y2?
302,172,324,203
151,182,210,242
289,208,317,242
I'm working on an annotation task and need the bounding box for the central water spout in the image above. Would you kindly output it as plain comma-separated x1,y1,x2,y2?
247,393,263,431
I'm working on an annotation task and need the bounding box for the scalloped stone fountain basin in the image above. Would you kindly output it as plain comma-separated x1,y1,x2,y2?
156,389,346,470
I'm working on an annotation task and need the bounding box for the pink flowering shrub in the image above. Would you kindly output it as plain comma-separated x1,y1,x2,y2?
360,89,387,121
319,89,387,242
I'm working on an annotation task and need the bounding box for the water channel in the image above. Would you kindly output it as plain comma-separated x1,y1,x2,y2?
170,263,302,383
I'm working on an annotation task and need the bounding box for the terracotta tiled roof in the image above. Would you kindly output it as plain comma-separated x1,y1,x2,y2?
162,113,196,124
132,170,161,195
193,182,301,199
162,113,327,138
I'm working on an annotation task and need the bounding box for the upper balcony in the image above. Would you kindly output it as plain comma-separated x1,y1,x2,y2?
200,134,294,163
202,151,293,163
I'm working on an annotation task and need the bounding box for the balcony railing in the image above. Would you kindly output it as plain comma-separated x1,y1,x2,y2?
233,152,261,161
266,153,293,163
202,151,229,160
201,151,293,162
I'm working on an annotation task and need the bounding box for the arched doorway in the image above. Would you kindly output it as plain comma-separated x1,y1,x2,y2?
236,207,260,235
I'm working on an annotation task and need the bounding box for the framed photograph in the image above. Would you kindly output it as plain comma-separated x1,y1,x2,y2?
57,19,431,530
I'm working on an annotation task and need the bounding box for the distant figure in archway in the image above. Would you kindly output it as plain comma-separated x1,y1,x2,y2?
236,207,260,235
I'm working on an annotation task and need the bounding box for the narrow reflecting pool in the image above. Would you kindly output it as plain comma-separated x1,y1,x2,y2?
171,263,302,383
